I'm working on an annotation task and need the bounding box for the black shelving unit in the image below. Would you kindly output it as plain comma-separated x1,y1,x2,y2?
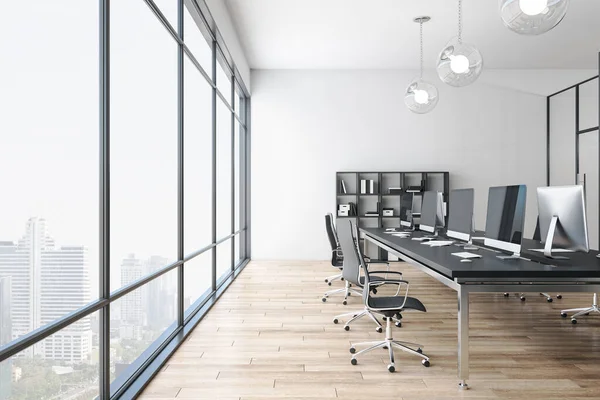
335,171,450,260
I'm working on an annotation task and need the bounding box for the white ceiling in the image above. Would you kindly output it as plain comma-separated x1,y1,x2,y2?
224,0,600,70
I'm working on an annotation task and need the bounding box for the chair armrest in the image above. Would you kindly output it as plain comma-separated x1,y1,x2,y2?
366,279,410,304
369,270,402,276
367,260,389,264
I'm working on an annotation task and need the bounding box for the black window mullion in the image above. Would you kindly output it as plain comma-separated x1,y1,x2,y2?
177,0,185,327
211,38,217,291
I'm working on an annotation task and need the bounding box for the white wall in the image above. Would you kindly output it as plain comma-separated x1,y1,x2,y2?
251,70,547,260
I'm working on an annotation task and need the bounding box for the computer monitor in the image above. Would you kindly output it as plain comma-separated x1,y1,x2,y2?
537,185,589,259
400,193,414,228
419,191,444,235
447,188,474,242
484,184,527,258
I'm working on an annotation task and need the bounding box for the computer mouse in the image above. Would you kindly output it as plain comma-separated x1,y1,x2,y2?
460,259,473,263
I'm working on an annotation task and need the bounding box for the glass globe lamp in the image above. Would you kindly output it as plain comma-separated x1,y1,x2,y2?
437,37,483,87
404,79,439,114
500,0,570,35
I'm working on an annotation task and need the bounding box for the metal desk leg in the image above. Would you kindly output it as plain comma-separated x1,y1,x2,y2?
458,285,469,389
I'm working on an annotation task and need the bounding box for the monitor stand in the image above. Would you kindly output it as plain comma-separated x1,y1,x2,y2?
454,239,478,251
544,216,569,260
497,252,521,260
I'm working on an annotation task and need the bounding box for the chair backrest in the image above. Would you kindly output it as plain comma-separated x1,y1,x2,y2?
338,220,361,285
325,213,338,251
349,222,372,304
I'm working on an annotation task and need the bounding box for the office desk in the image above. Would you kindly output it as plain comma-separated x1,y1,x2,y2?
361,228,600,389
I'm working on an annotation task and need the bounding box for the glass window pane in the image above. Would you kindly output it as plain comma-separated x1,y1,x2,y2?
217,61,232,103
217,100,232,240
184,5,212,76
111,0,178,291
111,268,177,385
0,1,99,340
184,55,213,254
235,123,241,233
0,312,99,400
153,0,178,29
184,251,212,315
216,239,232,281
234,235,241,267
579,78,599,131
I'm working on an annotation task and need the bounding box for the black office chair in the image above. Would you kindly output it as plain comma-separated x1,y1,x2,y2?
324,213,344,286
348,222,430,372
330,220,399,332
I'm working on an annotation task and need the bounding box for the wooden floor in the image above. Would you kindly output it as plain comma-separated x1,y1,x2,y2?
140,260,600,400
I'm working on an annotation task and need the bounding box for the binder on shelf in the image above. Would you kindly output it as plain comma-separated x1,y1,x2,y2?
340,180,347,194
406,185,422,193
388,187,402,195
360,180,366,194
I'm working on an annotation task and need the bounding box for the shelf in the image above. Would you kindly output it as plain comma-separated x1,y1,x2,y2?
359,194,379,196
382,216,399,218
337,193,357,195
360,216,380,218
382,194,402,196
336,215,357,218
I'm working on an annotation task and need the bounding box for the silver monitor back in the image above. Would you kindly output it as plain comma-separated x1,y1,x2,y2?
537,185,589,255
484,184,527,256
447,188,474,242
420,191,444,234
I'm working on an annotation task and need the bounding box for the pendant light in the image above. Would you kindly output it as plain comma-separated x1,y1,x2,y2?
405,17,439,114
500,0,570,35
437,0,483,87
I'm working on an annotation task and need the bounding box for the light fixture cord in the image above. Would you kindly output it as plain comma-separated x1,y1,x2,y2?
420,21,423,79
458,0,463,44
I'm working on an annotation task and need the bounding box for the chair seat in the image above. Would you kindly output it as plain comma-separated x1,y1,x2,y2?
368,296,426,313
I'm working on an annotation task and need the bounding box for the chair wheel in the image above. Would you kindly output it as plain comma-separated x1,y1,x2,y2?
504,293,509,297
341,277,344,281
417,348,423,354
387,364,395,373
349,347,356,354
342,300,347,305
547,298,553,303
351,358,357,365
372,288,377,295
344,325,350,331
585,313,590,316
348,292,351,296
395,313,403,320
328,282,332,286
382,317,387,321
324,279,328,283
561,312,567,318
333,318,338,324
382,345,388,350
395,322,402,328
557,294,562,299
376,327,383,333
520,296,526,301
422,360,430,367
322,298,326,302
572,319,577,324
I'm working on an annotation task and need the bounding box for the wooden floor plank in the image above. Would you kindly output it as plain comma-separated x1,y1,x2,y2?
141,260,600,399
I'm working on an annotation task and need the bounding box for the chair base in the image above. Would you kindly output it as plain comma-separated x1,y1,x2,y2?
322,280,361,304
333,308,399,333
561,293,599,324
502,292,562,302
349,318,429,372
324,272,343,285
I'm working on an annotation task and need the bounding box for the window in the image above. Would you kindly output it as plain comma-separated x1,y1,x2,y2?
184,251,213,315
0,312,99,400
184,5,213,75
216,100,233,240
217,60,232,103
184,54,213,255
0,0,99,340
110,269,177,385
110,0,178,291
216,239,232,282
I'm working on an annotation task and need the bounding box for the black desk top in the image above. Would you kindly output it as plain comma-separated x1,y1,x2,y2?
361,228,600,280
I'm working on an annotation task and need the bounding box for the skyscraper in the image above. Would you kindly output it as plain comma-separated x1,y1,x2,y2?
0,218,91,362
120,254,143,340
0,276,11,400
144,256,176,330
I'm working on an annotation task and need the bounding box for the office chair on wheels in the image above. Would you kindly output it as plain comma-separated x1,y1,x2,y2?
330,220,399,332
561,293,600,324
347,222,430,373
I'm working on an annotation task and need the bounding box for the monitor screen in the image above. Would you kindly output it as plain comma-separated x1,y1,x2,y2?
485,185,527,247
447,189,474,240
400,193,413,226
420,191,441,231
